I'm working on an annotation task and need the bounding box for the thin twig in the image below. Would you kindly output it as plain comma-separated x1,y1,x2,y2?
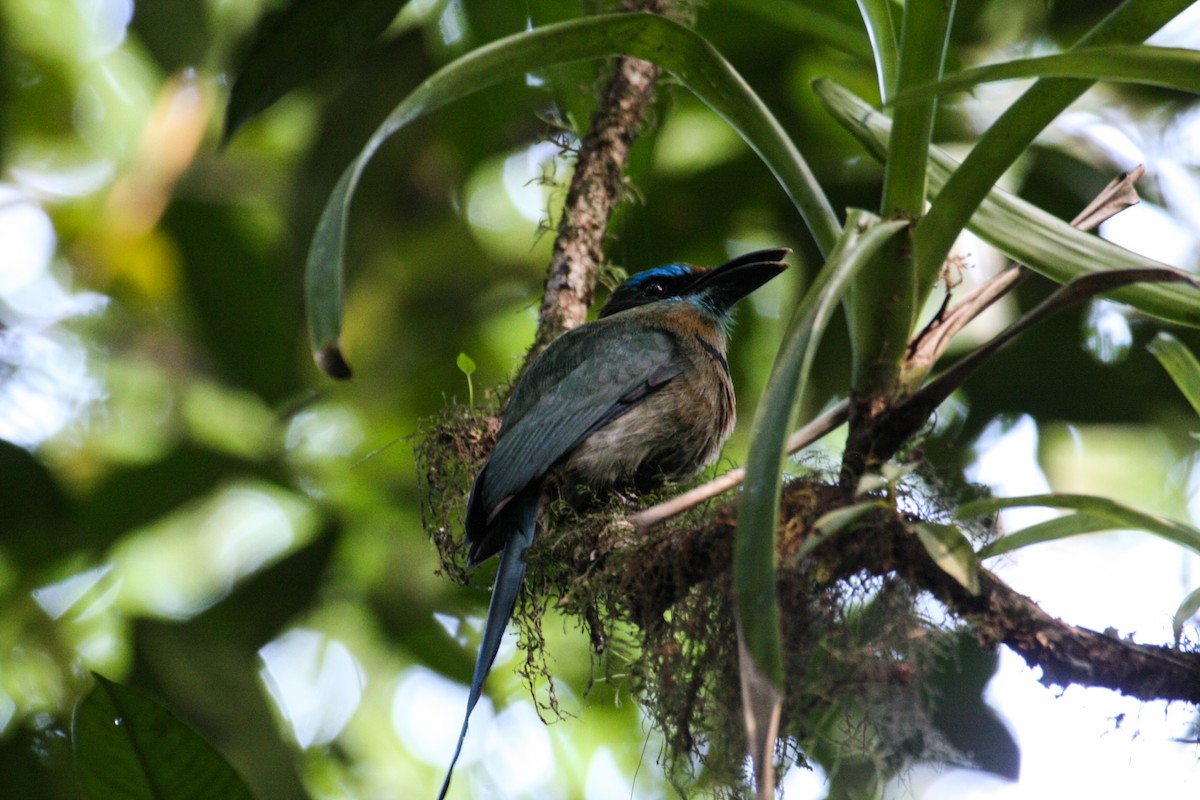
905,166,1144,375
631,400,849,531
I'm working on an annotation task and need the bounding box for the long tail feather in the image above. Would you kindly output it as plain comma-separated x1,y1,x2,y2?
437,497,537,799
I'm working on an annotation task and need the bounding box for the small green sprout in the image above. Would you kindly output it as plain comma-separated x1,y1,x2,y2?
457,352,477,407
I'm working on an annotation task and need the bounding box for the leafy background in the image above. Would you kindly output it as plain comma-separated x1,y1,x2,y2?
1,0,1199,798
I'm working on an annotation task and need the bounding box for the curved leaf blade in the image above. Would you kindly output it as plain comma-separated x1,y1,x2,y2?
814,78,1200,327
1173,586,1200,645
959,493,1200,559
900,45,1200,100
223,0,409,145
306,13,840,375
734,211,906,797
1148,331,1200,417
855,0,899,103
975,512,1118,559
73,674,255,800
737,211,907,683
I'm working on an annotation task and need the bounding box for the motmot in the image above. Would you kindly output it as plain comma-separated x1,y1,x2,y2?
438,248,789,798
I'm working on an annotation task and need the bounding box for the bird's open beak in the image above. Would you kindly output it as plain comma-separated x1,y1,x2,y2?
689,247,791,311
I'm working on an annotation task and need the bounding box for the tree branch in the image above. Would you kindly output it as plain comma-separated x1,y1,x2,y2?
573,479,1200,704
524,0,670,369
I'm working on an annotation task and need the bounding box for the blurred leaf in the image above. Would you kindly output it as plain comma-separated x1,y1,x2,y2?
73,675,255,800
306,12,840,375
0,723,78,800
901,45,1200,100
961,494,1200,558
1172,586,1200,646
1148,331,1200,417
120,528,333,800
0,439,73,569
927,632,1019,780
720,0,872,60
738,212,906,685
223,0,408,144
164,200,301,401
814,78,1200,327
76,446,276,553
914,522,979,594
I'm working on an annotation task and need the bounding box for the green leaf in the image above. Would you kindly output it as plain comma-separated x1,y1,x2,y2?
223,0,409,145
455,352,476,375
1148,331,1200,417
305,12,840,375
854,0,899,102
914,522,980,594
791,500,886,564
457,352,476,407
1172,586,1200,645
73,675,255,800
737,211,908,687
900,45,1200,100
909,0,1195,304
813,78,1200,327
882,0,954,217
975,512,1119,559
959,493,1200,559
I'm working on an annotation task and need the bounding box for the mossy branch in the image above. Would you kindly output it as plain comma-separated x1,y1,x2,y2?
523,0,672,370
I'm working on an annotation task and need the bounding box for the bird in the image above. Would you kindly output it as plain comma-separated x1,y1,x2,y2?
437,248,790,798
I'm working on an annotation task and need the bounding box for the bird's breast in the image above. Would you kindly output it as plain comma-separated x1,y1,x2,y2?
555,332,734,498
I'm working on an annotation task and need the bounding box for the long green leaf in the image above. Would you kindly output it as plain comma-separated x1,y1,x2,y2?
909,0,1195,308
882,0,954,217
306,13,840,374
1147,331,1200,417
223,0,410,145
737,211,907,686
900,45,1200,100
975,512,1119,559
855,0,899,102
734,211,906,796
958,493,1200,558
814,78,1200,327
73,675,255,800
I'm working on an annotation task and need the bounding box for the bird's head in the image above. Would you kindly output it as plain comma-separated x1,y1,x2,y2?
599,248,790,321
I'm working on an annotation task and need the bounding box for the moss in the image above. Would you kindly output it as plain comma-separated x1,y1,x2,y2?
416,408,970,793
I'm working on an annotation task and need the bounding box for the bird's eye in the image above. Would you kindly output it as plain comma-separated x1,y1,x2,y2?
644,282,665,297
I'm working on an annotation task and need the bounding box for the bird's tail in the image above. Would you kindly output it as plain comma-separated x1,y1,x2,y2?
437,495,537,799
